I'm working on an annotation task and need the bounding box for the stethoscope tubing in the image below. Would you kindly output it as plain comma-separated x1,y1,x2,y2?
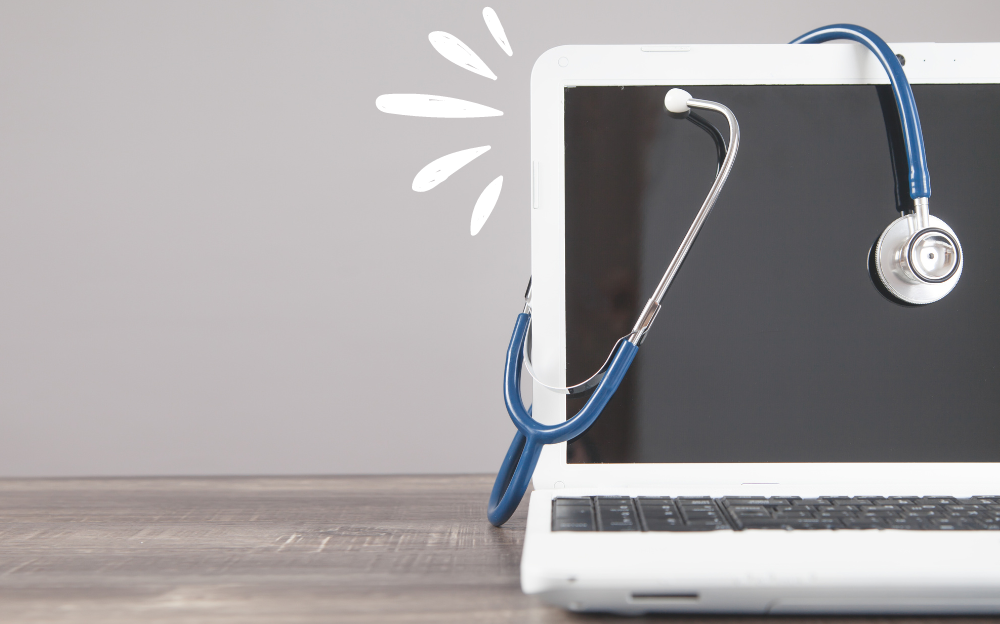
791,24,930,199
489,97,737,527
487,312,638,527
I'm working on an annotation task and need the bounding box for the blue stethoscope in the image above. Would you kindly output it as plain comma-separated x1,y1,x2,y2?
488,24,963,527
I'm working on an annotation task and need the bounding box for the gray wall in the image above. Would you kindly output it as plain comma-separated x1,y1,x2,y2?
0,0,996,476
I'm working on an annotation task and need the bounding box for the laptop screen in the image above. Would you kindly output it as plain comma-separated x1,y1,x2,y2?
564,84,1000,464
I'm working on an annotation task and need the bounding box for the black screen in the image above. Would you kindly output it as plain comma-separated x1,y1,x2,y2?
564,84,1000,464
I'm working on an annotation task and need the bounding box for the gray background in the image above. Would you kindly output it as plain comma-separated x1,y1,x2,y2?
0,1,997,477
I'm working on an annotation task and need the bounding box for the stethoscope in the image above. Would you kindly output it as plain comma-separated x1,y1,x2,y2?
488,24,963,527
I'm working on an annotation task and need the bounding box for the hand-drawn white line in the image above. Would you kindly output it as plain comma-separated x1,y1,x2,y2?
471,175,503,236
429,32,497,80
483,8,513,56
413,146,491,192
376,94,503,118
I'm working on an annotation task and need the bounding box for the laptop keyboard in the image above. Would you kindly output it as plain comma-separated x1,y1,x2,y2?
552,496,1000,531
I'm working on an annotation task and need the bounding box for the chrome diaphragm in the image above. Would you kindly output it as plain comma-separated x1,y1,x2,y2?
874,202,963,305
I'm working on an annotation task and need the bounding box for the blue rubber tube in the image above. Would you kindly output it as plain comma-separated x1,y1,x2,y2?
791,24,930,199
487,313,638,526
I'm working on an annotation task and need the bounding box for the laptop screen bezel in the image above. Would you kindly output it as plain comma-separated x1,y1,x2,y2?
528,42,1000,493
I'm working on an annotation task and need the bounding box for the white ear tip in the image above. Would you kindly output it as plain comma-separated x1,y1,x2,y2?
664,88,691,114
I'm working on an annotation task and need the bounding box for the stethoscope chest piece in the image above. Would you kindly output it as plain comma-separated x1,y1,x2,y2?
874,212,963,305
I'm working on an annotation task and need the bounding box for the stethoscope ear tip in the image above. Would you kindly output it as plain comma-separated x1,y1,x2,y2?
664,88,692,115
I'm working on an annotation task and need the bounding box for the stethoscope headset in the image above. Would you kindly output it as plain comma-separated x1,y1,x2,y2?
488,24,963,527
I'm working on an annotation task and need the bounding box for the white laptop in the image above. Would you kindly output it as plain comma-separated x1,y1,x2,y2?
520,42,1000,614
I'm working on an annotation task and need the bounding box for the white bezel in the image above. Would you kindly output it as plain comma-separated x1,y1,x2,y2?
528,42,1000,495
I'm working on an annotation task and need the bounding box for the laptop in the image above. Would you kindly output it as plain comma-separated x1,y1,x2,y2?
520,42,1000,614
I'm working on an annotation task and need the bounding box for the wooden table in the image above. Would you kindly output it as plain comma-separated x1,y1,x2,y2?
0,474,989,623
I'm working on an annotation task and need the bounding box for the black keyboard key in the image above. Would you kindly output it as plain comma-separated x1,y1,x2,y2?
636,499,685,531
553,508,595,531
635,498,676,509
685,521,730,531
647,520,728,531
643,518,685,530
552,498,595,531
595,498,639,531
554,505,595,520
635,499,677,515
863,511,901,519
947,511,984,519
722,497,768,505
792,498,829,506
739,518,842,530
772,511,814,519
824,497,854,505
683,511,723,520
554,503,592,517
732,511,770,518
817,510,855,518
841,517,886,529
681,505,718,513
929,517,982,529
676,497,714,505
884,516,932,529
552,496,594,507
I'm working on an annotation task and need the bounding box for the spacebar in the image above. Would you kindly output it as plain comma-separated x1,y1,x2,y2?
737,518,841,529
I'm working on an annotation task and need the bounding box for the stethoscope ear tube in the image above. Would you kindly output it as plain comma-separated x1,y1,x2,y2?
489,93,740,526
791,24,930,199
522,316,635,396
488,312,638,526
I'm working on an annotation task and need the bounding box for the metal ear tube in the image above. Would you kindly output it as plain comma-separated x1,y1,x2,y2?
487,90,740,526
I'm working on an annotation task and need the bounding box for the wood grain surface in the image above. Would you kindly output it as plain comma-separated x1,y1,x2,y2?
0,474,993,623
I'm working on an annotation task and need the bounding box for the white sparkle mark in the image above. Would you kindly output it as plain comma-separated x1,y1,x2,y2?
471,175,503,236
413,146,491,192
375,94,502,118
482,8,512,56
429,32,497,80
